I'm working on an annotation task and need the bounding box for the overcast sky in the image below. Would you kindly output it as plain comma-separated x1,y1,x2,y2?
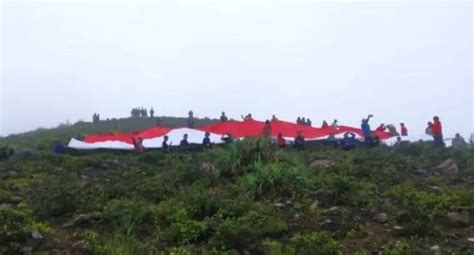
1,1,472,138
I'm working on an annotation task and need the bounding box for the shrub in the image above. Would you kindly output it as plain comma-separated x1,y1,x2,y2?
0,205,51,243
209,207,287,251
29,175,81,217
382,240,415,255
240,162,307,199
291,231,341,255
389,183,458,236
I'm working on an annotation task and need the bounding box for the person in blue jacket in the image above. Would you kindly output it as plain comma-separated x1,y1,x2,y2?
341,132,357,151
361,114,373,144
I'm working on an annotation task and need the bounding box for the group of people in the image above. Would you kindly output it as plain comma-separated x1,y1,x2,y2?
296,117,312,126
131,107,155,118
114,110,470,152
92,113,100,123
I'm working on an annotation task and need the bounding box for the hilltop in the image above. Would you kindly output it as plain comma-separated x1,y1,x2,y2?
0,116,219,150
0,136,473,254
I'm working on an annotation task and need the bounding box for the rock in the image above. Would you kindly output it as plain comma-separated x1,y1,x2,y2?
373,213,388,224
328,206,341,215
0,170,19,179
200,162,219,176
434,159,460,175
310,199,320,210
71,240,90,252
10,196,22,204
9,150,38,161
285,199,293,205
294,213,301,219
431,245,440,251
319,219,340,232
309,159,334,169
447,211,469,226
25,230,43,249
468,237,474,242
273,203,285,208
31,230,43,240
21,246,33,253
80,175,88,180
63,212,102,228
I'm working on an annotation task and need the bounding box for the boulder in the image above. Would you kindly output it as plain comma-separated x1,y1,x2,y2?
71,240,90,253
0,170,18,179
373,213,388,224
272,203,285,208
63,212,102,228
309,159,334,169
447,211,469,226
328,206,341,215
200,162,219,176
24,230,43,249
434,159,460,175
310,199,320,210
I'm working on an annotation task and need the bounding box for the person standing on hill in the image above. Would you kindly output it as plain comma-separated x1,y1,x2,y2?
432,116,445,147
322,120,329,128
220,112,228,122
271,115,278,122
452,133,467,148
277,133,286,148
263,120,272,138
187,111,195,128
150,108,155,118
307,118,312,127
400,123,408,136
296,117,302,125
361,114,373,144
376,124,386,132
294,131,305,149
180,134,190,149
132,137,145,153
162,135,170,152
202,132,212,148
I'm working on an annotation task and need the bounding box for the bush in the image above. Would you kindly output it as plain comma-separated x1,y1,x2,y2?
291,231,341,255
29,175,81,217
240,161,307,199
209,207,287,251
0,205,51,243
389,183,458,236
382,240,415,255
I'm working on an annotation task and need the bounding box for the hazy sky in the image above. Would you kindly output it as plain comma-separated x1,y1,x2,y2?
1,1,473,137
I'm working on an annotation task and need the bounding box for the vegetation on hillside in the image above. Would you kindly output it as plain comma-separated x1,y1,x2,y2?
0,135,473,254
0,117,218,150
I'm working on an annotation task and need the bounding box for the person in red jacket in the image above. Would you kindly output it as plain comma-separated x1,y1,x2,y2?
132,137,145,153
376,124,386,132
400,123,408,136
277,133,286,148
432,116,445,147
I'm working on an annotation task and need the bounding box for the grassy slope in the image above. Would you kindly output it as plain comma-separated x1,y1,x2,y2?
0,116,219,149
0,137,473,254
